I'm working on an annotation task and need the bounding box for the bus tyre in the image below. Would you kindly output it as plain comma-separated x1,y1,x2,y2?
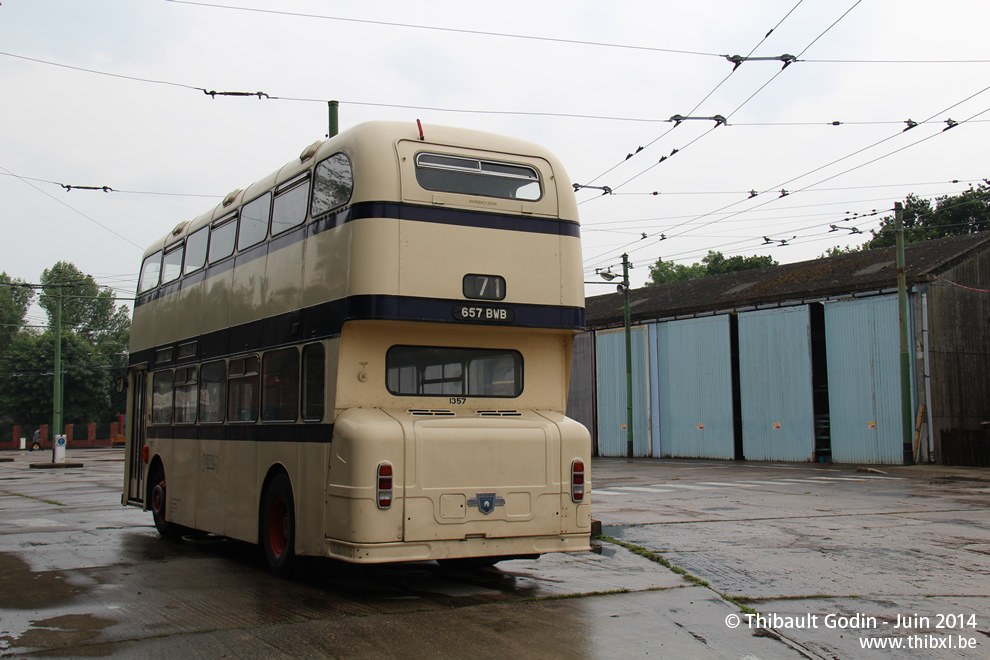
262,473,296,578
150,466,184,541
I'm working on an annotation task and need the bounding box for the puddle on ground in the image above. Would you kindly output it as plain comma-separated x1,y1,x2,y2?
7,614,116,652
601,525,630,539
0,552,83,609
590,544,618,558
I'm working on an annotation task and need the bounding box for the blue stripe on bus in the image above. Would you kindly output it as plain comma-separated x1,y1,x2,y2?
129,294,585,367
147,424,333,443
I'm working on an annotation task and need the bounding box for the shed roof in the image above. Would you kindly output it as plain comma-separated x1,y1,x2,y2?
586,231,990,328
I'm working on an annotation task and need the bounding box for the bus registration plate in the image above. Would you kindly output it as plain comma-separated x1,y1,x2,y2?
453,305,515,323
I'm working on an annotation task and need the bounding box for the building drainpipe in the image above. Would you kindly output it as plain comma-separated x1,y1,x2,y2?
922,285,935,462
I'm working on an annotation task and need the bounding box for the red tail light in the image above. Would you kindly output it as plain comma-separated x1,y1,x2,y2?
571,459,585,502
377,462,393,509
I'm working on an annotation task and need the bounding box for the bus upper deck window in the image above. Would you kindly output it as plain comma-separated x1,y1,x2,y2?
208,215,237,264
311,153,353,218
415,153,542,201
184,226,208,274
272,174,310,235
138,251,162,293
238,193,271,251
161,244,184,285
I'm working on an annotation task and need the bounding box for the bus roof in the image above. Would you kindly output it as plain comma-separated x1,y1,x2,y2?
142,121,577,259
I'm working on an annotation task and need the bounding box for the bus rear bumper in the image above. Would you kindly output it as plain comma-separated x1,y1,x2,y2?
324,533,591,564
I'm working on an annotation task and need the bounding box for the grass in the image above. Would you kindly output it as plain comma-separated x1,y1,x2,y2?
597,534,709,588
0,489,65,506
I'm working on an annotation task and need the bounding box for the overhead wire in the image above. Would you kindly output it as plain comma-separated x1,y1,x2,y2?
583,0,862,207
584,82,990,271
0,165,145,250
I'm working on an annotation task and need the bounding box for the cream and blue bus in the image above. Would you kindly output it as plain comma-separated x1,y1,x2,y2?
123,121,590,576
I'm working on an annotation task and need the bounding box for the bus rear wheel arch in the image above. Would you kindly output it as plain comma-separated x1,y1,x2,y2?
260,470,296,578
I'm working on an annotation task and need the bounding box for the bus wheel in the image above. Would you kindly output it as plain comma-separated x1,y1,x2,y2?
262,473,296,578
149,466,184,540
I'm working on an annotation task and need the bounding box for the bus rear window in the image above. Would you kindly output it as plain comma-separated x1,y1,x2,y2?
386,346,522,398
415,152,541,201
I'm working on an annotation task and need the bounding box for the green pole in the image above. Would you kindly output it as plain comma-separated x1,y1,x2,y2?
52,286,63,457
622,253,634,458
895,202,913,462
328,100,339,138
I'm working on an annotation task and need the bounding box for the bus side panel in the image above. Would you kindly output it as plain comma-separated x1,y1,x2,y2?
230,248,268,330
264,230,303,321
300,224,348,309
295,441,330,556
221,436,257,543
167,436,197,530
199,264,233,337
195,436,227,534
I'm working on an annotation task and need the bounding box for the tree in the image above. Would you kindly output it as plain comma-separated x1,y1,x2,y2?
818,245,861,258
0,272,33,358
863,182,990,250
0,263,131,425
0,330,109,426
646,251,777,286
40,262,117,338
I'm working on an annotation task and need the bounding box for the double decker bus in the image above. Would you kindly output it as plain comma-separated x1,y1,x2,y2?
122,121,591,575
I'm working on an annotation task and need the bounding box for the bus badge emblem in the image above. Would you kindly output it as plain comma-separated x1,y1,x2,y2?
468,493,505,515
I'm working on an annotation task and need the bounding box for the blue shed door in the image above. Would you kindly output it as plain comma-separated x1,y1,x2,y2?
738,306,815,461
825,295,906,464
656,316,734,459
595,327,650,457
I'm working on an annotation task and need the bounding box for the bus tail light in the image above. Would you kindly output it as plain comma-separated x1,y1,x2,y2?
142,445,149,463
571,459,585,502
377,462,393,509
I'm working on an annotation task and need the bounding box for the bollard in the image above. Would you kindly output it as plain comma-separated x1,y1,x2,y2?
20,437,26,450
54,435,67,464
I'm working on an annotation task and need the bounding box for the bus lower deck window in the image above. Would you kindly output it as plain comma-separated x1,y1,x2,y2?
386,346,522,397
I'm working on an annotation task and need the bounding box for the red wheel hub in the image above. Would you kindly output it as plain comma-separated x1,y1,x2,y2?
268,498,288,557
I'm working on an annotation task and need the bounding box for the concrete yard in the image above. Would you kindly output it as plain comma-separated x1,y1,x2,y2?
2,448,989,658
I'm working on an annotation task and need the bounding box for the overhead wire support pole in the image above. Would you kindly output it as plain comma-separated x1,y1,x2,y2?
622,254,634,458
52,285,63,462
895,202,914,463
328,100,339,137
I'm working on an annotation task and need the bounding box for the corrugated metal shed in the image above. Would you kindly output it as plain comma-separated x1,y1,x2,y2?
925,246,990,464
738,306,815,461
825,295,906,464
582,232,990,465
595,327,650,457
656,316,734,459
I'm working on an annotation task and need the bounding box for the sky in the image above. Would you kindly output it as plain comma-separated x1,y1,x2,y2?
2,0,989,326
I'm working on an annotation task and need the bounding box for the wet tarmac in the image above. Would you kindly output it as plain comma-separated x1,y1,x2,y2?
1,449,989,657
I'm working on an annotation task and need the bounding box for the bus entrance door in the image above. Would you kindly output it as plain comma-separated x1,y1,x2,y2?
125,368,148,505
398,411,562,544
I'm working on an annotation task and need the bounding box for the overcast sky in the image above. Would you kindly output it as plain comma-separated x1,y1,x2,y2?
3,0,989,324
